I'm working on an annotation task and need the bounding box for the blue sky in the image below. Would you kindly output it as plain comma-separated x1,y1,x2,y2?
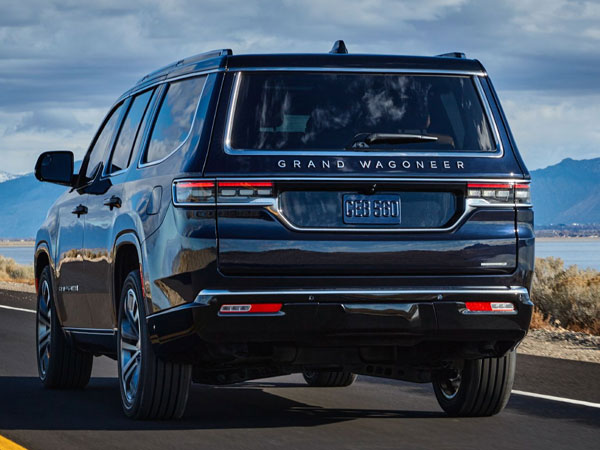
1,0,599,173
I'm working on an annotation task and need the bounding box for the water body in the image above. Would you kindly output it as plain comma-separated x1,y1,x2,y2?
0,246,34,266
1,240,600,270
535,240,600,271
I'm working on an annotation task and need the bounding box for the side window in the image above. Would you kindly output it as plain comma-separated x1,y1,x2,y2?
143,76,206,164
108,89,154,174
82,103,124,182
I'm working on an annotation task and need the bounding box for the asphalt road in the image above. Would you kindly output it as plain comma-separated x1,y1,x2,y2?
0,289,599,450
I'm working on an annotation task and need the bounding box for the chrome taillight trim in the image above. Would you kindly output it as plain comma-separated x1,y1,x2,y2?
173,178,532,233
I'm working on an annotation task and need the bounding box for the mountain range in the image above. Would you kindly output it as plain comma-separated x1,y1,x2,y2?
530,157,600,225
0,157,598,238
0,170,18,184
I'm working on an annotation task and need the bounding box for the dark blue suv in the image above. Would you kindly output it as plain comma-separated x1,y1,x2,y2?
33,42,534,419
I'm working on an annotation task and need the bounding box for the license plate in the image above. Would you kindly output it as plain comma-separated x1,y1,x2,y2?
342,194,401,225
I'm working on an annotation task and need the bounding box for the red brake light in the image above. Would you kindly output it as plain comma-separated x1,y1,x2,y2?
467,183,512,189
177,181,215,188
218,181,273,188
219,303,282,314
464,302,515,312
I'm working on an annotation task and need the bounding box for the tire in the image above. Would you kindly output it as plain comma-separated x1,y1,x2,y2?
432,350,516,417
302,369,357,387
36,266,93,389
117,270,192,420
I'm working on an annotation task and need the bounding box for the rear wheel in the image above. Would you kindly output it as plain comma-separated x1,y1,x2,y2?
117,270,192,420
36,266,93,388
432,350,516,417
302,369,357,387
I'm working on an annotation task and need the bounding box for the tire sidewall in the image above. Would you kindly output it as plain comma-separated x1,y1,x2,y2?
432,365,473,413
117,270,150,417
36,266,60,385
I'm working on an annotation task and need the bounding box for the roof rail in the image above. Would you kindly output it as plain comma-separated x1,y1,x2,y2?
436,52,466,59
137,48,232,84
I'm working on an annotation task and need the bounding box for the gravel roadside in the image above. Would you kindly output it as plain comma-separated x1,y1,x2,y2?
1,281,599,364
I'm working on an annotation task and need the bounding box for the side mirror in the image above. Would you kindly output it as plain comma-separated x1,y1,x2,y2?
34,151,75,186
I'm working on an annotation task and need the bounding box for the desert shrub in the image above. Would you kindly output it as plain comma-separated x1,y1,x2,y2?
0,255,34,284
531,257,600,334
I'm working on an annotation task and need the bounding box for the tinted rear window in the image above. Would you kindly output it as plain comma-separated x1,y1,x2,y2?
229,72,495,152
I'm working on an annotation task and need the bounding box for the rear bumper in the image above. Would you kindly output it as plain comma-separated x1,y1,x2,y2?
147,286,532,364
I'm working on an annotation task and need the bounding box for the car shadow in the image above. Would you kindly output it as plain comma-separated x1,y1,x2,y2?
2,376,598,431
0,376,444,431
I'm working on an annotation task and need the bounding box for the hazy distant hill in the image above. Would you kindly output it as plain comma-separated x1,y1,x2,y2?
531,157,600,225
0,157,598,238
0,173,67,239
0,170,18,183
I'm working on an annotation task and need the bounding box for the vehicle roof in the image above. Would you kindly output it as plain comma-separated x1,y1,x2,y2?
226,53,484,72
124,49,486,98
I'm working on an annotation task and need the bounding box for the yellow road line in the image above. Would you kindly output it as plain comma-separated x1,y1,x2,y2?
0,434,28,450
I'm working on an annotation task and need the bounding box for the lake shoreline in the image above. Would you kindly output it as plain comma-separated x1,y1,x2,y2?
0,240,35,247
536,236,600,242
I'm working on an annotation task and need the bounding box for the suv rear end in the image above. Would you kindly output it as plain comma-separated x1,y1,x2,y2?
146,47,533,416
149,46,534,415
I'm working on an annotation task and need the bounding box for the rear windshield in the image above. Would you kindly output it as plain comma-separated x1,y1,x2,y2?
229,72,496,152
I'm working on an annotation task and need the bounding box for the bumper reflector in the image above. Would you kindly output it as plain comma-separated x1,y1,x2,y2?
464,302,515,312
220,303,282,314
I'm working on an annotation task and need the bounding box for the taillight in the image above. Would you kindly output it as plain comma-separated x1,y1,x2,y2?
173,179,215,205
514,184,531,204
217,180,274,203
464,302,515,313
219,303,282,314
173,179,276,206
467,183,530,205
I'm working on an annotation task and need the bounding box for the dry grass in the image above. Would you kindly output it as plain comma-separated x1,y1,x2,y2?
0,255,34,285
529,307,553,330
531,257,600,335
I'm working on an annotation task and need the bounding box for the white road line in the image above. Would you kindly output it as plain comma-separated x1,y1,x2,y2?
512,390,600,409
0,304,35,314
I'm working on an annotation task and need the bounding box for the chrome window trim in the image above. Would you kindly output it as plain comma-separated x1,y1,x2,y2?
119,68,223,103
223,71,504,158
138,74,209,169
104,167,128,178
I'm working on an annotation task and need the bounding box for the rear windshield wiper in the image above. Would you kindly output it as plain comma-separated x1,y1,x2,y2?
347,133,438,150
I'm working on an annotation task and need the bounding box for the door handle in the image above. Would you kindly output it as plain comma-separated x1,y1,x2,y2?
103,195,122,210
71,204,88,217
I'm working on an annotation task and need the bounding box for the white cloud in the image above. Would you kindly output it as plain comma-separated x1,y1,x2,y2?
501,91,600,169
0,0,599,173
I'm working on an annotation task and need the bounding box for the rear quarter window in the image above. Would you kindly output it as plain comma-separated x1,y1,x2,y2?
143,76,207,164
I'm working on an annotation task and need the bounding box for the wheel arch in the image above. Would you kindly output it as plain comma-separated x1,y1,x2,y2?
112,232,146,326
34,241,52,293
